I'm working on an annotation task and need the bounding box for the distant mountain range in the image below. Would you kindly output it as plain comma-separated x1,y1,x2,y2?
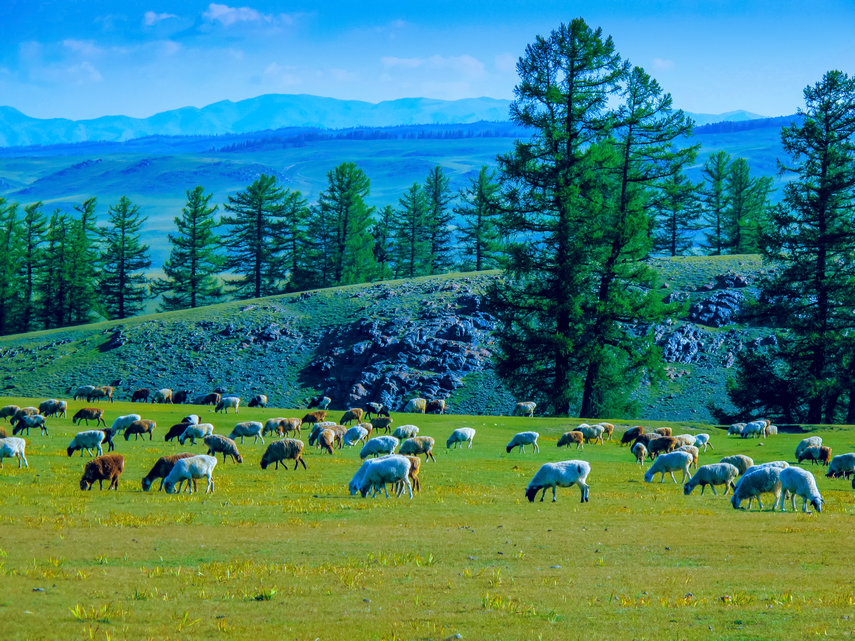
0,94,770,147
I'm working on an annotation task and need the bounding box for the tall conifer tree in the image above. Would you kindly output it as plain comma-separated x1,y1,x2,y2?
423,166,455,273
393,183,431,278
455,166,502,271
100,196,151,319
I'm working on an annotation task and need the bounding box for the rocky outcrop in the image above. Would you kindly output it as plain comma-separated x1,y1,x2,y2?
689,290,744,327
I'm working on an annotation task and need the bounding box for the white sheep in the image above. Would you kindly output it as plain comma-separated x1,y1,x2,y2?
727,423,745,436
178,423,215,445
228,421,265,445
214,396,241,414
644,451,693,484
740,420,766,439
66,430,106,458
0,437,28,468
506,431,540,454
342,425,369,447
359,436,399,459
672,434,696,447
163,454,218,494
399,436,436,462
525,460,591,503
632,441,647,465
392,424,420,440
779,466,823,513
675,444,699,469
683,463,739,496
692,433,713,452
111,414,142,434
795,436,823,461
731,466,783,510
446,428,476,449
350,455,413,499
512,401,536,417
765,424,778,436
743,461,789,476
825,453,855,479
576,424,604,445
720,454,754,475
182,414,201,425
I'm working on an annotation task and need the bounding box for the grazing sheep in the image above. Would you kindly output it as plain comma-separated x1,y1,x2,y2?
512,401,536,417
340,408,364,425
317,429,336,455
39,399,67,418
12,414,47,436
654,427,672,437
727,423,746,436
349,455,412,498
447,428,476,449
360,436,399,459
644,451,693,484
0,405,20,422
343,425,369,447
131,388,150,402
399,436,436,462
740,420,766,439
370,417,393,434
88,386,113,403
260,439,306,470
308,422,338,447
165,422,192,442
262,418,285,437
576,424,605,445
280,417,302,437
178,423,215,445
779,466,823,513
731,466,783,510
765,424,779,436
404,398,427,413
743,461,789,478
597,422,615,440
124,419,156,441
426,399,447,414
557,431,584,450
196,392,221,406
214,396,240,414
683,463,739,496
525,460,591,503
99,426,119,452
73,385,96,400
173,390,191,404
248,394,268,408
392,424,419,440
111,414,142,434
671,434,696,448
0,437,28,468
204,434,243,463
693,433,713,452
73,408,106,427
79,454,124,490
307,395,331,410
632,433,662,450
163,454,217,494
621,425,644,446
506,431,540,454
648,436,678,459
301,410,327,428
141,453,195,491
228,421,265,445
825,453,855,479
675,444,699,469
798,445,832,466
152,388,173,404
182,414,201,425
795,437,823,461
11,407,38,425
632,442,647,466
395,455,422,493
67,430,106,457
720,455,754,475
363,402,384,419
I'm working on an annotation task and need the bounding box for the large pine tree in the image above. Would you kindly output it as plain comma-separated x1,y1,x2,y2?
455,166,502,271
0,199,20,334
698,151,732,255
393,183,431,278
725,158,772,253
423,166,455,273
14,202,47,332
100,195,152,319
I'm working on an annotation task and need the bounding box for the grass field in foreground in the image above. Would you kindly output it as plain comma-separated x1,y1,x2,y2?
0,399,854,641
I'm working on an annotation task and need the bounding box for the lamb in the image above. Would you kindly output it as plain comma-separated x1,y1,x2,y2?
340,408,364,425
647,436,678,459
632,442,647,465
683,463,739,496
506,431,540,454
73,408,106,427
164,422,192,442
512,401,536,417
0,437,28,468
644,451,693,484
403,398,427,413
779,466,823,513
798,445,832,466
163,454,218,494
693,433,713,452
73,385,95,400
228,421,265,445
67,430,106,457
204,434,243,463
399,436,436,462
308,423,340,448
392,424,419,440
79,454,124,490
360,436,399,459
307,395,331,410
38,399,67,418
124,419,156,441
214,396,240,414
0,405,20,422
141,453,194,491
446,427,476,449
557,431,584,449
720,454,754,475
131,388,150,402
349,455,412,498
152,388,173,404
654,427,672,437
675,444,699,469
343,425,369,447
730,466,783,510
111,414,142,434
12,414,47,436
525,460,591,503
426,399,447,414
795,437,823,461
260,439,307,470
178,423,215,445
621,426,644,446
825,453,855,479
370,417,393,434
576,424,604,445
248,394,268,408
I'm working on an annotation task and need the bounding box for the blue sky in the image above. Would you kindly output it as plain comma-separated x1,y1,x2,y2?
3,0,854,120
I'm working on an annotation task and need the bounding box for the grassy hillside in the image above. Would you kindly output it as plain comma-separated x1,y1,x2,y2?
0,399,852,640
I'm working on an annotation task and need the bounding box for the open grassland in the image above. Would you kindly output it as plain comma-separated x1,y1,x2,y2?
1,399,854,640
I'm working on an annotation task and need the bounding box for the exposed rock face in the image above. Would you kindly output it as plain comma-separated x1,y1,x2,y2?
689,290,744,327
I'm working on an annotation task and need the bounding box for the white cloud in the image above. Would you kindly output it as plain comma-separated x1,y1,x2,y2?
382,54,485,79
68,61,103,84
263,62,300,87
144,11,177,26
203,3,269,26
62,39,103,57
653,58,675,70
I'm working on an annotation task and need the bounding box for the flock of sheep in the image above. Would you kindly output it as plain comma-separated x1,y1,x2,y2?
0,394,851,512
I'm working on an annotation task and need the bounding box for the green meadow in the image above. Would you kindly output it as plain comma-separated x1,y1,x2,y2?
0,399,853,640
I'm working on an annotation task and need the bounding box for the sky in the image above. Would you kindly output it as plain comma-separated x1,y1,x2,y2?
2,0,854,121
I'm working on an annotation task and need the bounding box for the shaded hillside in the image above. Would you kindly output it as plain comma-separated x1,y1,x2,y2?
0,256,779,422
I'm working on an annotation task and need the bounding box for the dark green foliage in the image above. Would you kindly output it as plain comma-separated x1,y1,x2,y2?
14,202,47,332
652,169,699,256
0,199,20,334
455,166,502,271
393,183,431,278
153,186,224,311
371,205,396,281
726,158,772,253
100,196,152,320
280,190,313,292
699,151,731,255
423,166,455,273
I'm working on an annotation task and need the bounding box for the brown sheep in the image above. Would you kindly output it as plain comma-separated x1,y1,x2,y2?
318,429,335,455
199,392,221,405
340,408,364,425
632,433,662,450
142,453,194,491
73,408,106,427
371,417,393,434
99,427,119,452
426,399,446,414
262,418,303,438
131,388,150,402
395,455,422,493
557,431,585,449
798,445,832,466
399,436,436,462
260,439,306,470
164,422,192,442
648,436,678,459
124,419,156,441
101,386,114,403
39,399,67,418
597,422,615,440
80,454,125,490
0,405,20,422
173,390,191,404
301,410,327,428
204,434,243,464
11,407,38,424
654,427,672,437
621,426,644,446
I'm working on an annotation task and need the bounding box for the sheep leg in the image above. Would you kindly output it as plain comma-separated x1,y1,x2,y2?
534,442,540,453
539,487,547,502
551,485,557,502
296,457,307,470
710,484,718,496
